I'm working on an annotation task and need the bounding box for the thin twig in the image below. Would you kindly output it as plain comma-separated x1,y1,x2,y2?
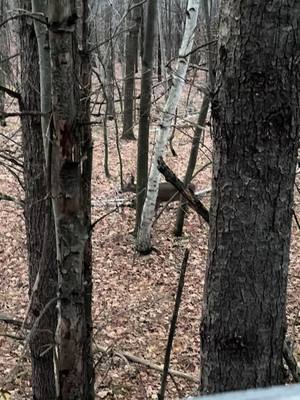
293,209,300,231
90,208,118,232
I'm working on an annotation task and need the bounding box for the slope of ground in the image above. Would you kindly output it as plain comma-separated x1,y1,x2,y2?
0,113,300,399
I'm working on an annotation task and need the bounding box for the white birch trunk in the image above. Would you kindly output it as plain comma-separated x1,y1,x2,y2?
136,0,200,253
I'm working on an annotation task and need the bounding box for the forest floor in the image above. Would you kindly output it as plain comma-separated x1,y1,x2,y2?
1,97,300,399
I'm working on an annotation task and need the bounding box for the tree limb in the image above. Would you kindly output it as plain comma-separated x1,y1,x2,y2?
95,345,199,383
0,110,49,118
0,85,21,100
157,156,210,224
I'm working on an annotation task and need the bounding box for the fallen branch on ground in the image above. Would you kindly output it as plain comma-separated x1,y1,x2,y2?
0,314,198,383
2,313,299,383
94,345,199,383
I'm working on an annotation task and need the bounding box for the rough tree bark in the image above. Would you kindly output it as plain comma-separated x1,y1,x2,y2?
122,0,141,140
31,0,52,155
77,0,94,397
19,3,56,399
48,1,93,398
200,0,300,393
104,3,115,120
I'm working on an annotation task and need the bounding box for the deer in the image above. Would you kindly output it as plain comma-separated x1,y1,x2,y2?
122,174,196,209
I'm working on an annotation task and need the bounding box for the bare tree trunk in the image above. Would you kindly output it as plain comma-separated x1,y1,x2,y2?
31,0,52,156
157,2,167,93
48,1,92,397
77,1,94,397
122,0,141,140
134,0,158,233
139,4,144,60
19,3,56,399
104,2,114,119
166,0,172,61
200,0,300,393
136,0,200,253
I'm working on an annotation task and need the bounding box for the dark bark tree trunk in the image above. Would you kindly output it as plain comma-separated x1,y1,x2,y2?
157,33,162,82
19,4,56,399
104,2,114,119
139,5,144,61
48,1,93,397
77,1,94,398
166,0,172,61
134,0,158,233
200,0,300,394
122,0,141,140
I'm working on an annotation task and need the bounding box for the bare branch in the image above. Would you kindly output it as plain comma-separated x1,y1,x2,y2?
157,157,210,224
0,11,48,30
94,345,199,383
0,110,49,118
0,85,21,100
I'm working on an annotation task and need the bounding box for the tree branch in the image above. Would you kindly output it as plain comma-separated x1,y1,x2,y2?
0,85,21,100
0,110,49,118
0,11,48,30
157,156,210,224
95,345,199,383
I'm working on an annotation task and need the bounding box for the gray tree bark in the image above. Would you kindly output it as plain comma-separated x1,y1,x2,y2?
48,1,93,397
200,0,300,393
122,0,141,140
31,0,52,155
135,0,158,233
157,2,167,93
19,3,56,399
77,0,94,397
104,4,115,120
